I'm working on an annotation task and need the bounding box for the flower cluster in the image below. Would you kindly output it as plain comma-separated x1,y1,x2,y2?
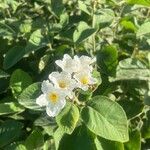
36,54,97,117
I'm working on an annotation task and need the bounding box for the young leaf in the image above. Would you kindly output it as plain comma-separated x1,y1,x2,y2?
56,102,79,134
10,69,32,98
137,22,150,37
81,96,129,142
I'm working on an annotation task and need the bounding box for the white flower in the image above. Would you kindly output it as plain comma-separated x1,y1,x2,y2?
55,54,79,73
55,54,96,74
75,55,96,66
36,80,67,117
74,71,97,91
49,71,78,99
74,55,96,73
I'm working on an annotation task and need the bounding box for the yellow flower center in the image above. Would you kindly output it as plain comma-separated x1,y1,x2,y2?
59,81,66,88
80,76,89,85
48,92,59,103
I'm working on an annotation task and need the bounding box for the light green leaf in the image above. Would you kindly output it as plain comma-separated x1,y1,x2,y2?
78,1,91,15
0,102,24,115
10,69,32,98
81,96,129,142
56,102,79,134
25,130,44,150
110,58,150,81
126,0,150,6
73,21,96,43
25,29,48,53
54,127,65,150
137,22,150,37
121,20,137,32
0,120,23,148
18,82,42,110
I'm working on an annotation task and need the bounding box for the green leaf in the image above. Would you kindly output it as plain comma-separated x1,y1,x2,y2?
94,9,115,28
0,22,15,38
78,1,91,15
118,99,144,119
95,137,124,150
3,46,25,70
25,130,44,150
56,102,79,134
10,69,32,98
0,102,24,115
25,29,48,53
141,111,150,139
58,125,97,150
126,0,150,6
97,45,118,76
81,96,129,142
110,58,150,81
51,0,64,17
54,127,65,150
4,143,27,150
18,82,42,110
0,69,9,79
73,21,96,43
0,120,23,148
3,29,48,69
121,20,137,32
44,139,55,150
124,129,141,150
137,22,150,37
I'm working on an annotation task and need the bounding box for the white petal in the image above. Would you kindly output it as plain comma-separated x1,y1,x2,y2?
55,60,64,69
80,55,96,65
36,94,48,107
41,80,53,94
89,76,97,84
46,99,66,117
64,54,72,60
80,85,89,91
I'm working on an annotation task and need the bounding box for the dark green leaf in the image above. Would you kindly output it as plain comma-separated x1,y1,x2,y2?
0,120,23,148
25,130,44,150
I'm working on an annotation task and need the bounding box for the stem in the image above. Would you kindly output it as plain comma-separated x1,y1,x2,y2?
74,96,86,106
131,44,138,58
92,0,97,55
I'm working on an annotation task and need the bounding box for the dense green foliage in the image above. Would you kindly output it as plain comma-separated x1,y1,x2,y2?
0,0,150,150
